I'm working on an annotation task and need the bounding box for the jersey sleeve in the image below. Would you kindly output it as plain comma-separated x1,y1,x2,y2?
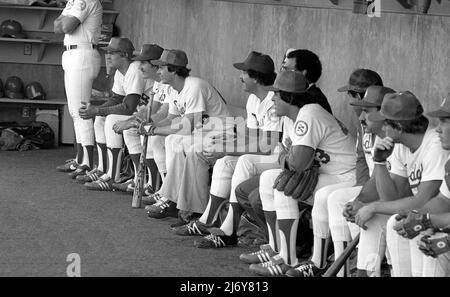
111,71,125,96
65,0,92,23
184,84,207,114
388,145,408,178
420,140,449,182
290,108,322,149
124,67,145,96
246,97,258,129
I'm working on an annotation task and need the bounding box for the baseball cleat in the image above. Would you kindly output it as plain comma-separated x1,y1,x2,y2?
249,255,291,277
193,229,237,248
173,220,212,236
285,260,325,277
56,159,78,172
142,192,163,207
84,179,115,191
75,168,103,184
239,244,277,264
68,164,91,179
146,200,178,219
112,179,134,192
126,183,155,195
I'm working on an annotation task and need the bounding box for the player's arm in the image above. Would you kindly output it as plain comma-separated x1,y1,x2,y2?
418,192,450,214
354,176,379,203
224,129,281,156
355,130,370,186
371,179,442,215
96,93,141,116
54,14,81,34
286,145,315,172
151,103,169,124
152,111,202,136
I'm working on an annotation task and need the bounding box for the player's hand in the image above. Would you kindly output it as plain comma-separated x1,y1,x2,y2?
418,234,450,258
138,122,154,136
355,203,376,230
203,135,226,159
113,120,136,134
79,103,98,119
393,211,433,239
343,200,364,223
373,137,394,162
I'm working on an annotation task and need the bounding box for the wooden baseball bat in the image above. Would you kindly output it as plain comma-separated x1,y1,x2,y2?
322,233,360,277
132,94,154,208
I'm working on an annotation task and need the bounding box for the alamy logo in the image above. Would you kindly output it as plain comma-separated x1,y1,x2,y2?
367,0,381,18
66,253,81,277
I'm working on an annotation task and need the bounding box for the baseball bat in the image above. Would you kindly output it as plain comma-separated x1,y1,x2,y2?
132,94,154,208
322,233,360,277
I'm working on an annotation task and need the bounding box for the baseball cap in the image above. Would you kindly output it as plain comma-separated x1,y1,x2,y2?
101,37,135,55
427,94,450,118
350,85,396,108
133,44,164,61
0,20,26,39
233,51,275,74
338,69,383,93
267,70,308,94
151,49,188,67
368,91,423,122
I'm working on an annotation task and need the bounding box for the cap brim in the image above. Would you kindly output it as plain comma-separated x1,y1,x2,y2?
132,55,150,61
233,62,248,71
266,85,280,92
151,59,167,66
337,85,350,92
100,46,119,52
349,100,380,108
426,110,450,118
368,111,387,122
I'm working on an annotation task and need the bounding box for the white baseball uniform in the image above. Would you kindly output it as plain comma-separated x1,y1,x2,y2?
385,128,450,276
259,104,356,265
209,91,282,202
61,0,102,147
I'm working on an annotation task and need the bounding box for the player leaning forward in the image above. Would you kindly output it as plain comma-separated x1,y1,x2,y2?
245,70,356,276
354,92,450,276
139,49,233,218
384,95,450,277
54,0,102,173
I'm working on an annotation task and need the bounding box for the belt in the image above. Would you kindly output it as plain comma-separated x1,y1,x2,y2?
63,44,98,51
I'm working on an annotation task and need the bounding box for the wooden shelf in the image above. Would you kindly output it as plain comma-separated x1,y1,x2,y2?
0,98,66,105
0,3,119,14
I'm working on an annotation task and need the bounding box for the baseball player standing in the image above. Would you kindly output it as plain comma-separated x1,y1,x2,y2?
54,0,102,173
354,92,450,276
388,95,450,277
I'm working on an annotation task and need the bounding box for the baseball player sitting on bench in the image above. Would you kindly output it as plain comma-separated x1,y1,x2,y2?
243,70,356,277
170,51,282,247
353,92,450,277
78,37,147,191
139,49,233,219
110,44,178,194
386,95,450,277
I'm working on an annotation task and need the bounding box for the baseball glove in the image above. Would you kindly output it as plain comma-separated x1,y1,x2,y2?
418,234,450,258
272,164,320,202
394,211,434,239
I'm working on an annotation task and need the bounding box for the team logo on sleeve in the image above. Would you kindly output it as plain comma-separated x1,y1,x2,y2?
294,121,308,136
267,107,279,123
74,0,87,11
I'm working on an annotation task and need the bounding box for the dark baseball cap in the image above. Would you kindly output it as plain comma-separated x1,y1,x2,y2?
233,51,275,74
267,70,308,94
101,37,135,55
151,49,188,67
350,85,396,108
368,91,423,122
338,69,383,93
133,44,164,61
427,94,450,118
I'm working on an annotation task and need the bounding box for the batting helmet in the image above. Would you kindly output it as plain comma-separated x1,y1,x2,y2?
0,20,26,39
25,82,46,100
0,79,4,98
5,76,25,99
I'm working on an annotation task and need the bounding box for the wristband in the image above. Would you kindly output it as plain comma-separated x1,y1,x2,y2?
373,161,387,166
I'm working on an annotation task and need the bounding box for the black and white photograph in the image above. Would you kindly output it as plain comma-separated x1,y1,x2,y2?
0,0,449,283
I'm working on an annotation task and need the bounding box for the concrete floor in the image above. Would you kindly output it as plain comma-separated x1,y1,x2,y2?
0,146,255,277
